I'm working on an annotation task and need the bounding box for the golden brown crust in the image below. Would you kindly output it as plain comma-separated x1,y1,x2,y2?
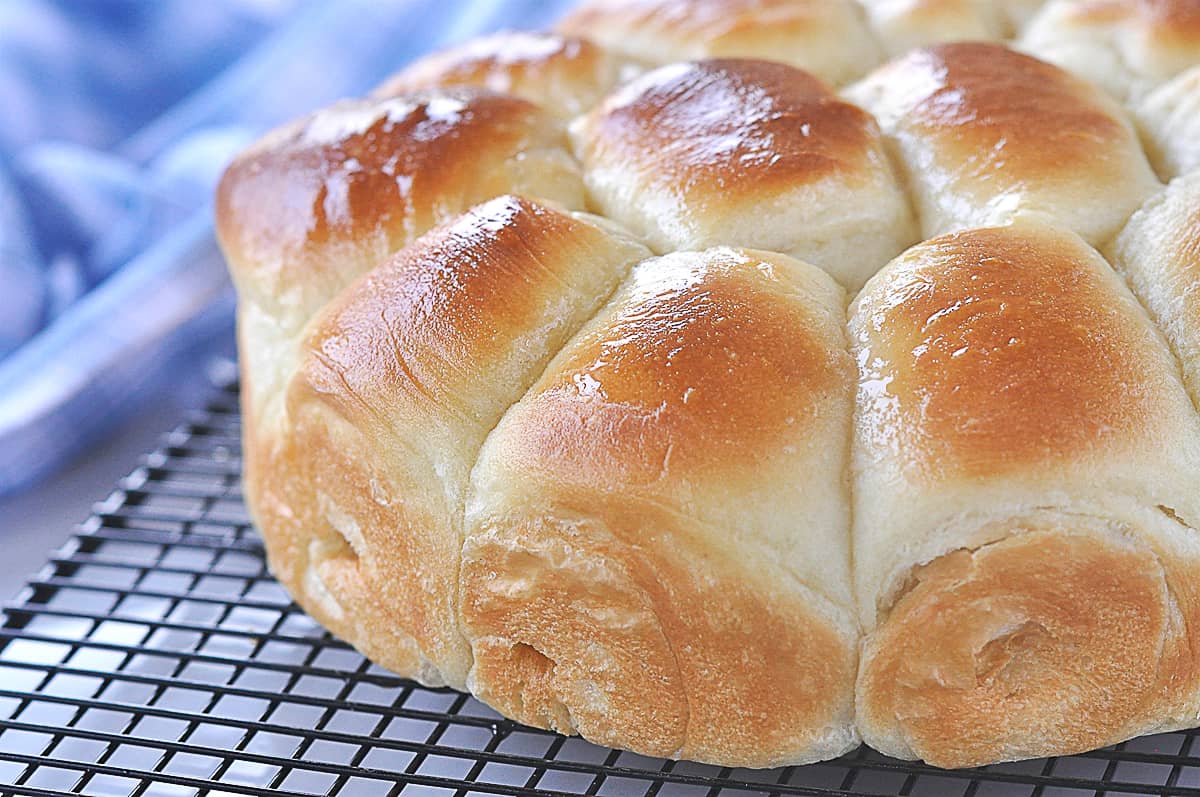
578,59,874,203
854,223,1176,481
845,42,1159,244
220,4,1200,771
238,301,435,680
859,528,1183,767
214,92,583,325
256,404,441,680
299,197,610,415
462,248,858,766
371,31,632,118
572,58,915,287
502,250,843,483
844,39,1161,242
901,43,1126,170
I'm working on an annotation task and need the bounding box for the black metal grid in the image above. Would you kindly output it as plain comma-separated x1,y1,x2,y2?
2,380,1200,796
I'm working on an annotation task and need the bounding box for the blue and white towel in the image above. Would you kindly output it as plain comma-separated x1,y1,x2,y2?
0,0,576,493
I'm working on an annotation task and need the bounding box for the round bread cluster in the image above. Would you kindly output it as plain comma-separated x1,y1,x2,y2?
216,0,1200,770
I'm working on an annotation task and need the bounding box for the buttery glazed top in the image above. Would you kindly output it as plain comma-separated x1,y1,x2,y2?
577,59,878,205
297,195,643,428
215,91,571,320
858,42,1129,180
852,223,1176,482
500,248,847,487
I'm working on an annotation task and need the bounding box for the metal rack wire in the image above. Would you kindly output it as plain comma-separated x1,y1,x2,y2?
1,379,1199,796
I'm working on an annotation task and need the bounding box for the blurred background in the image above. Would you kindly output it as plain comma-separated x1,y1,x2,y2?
0,0,575,596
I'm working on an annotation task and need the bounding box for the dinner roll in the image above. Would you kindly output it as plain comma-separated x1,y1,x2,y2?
1021,0,1200,101
557,0,882,86
572,58,916,290
256,196,649,689
851,220,1200,767
461,247,859,767
371,30,637,119
216,91,584,335
844,42,1160,245
1109,172,1200,409
858,0,1045,55
216,92,588,549
1135,64,1200,179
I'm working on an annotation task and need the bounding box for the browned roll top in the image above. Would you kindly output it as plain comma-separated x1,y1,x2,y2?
898,43,1126,168
582,58,873,199
573,57,916,287
216,91,583,323
861,224,1173,480
845,41,1160,244
299,196,630,419
217,0,1200,772
498,251,845,482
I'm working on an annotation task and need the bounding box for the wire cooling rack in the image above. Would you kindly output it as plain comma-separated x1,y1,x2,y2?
2,380,1200,797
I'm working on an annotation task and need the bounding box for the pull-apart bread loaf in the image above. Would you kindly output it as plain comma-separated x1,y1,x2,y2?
217,0,1200,771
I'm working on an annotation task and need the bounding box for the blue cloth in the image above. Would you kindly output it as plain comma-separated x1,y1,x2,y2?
0,0,577,493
